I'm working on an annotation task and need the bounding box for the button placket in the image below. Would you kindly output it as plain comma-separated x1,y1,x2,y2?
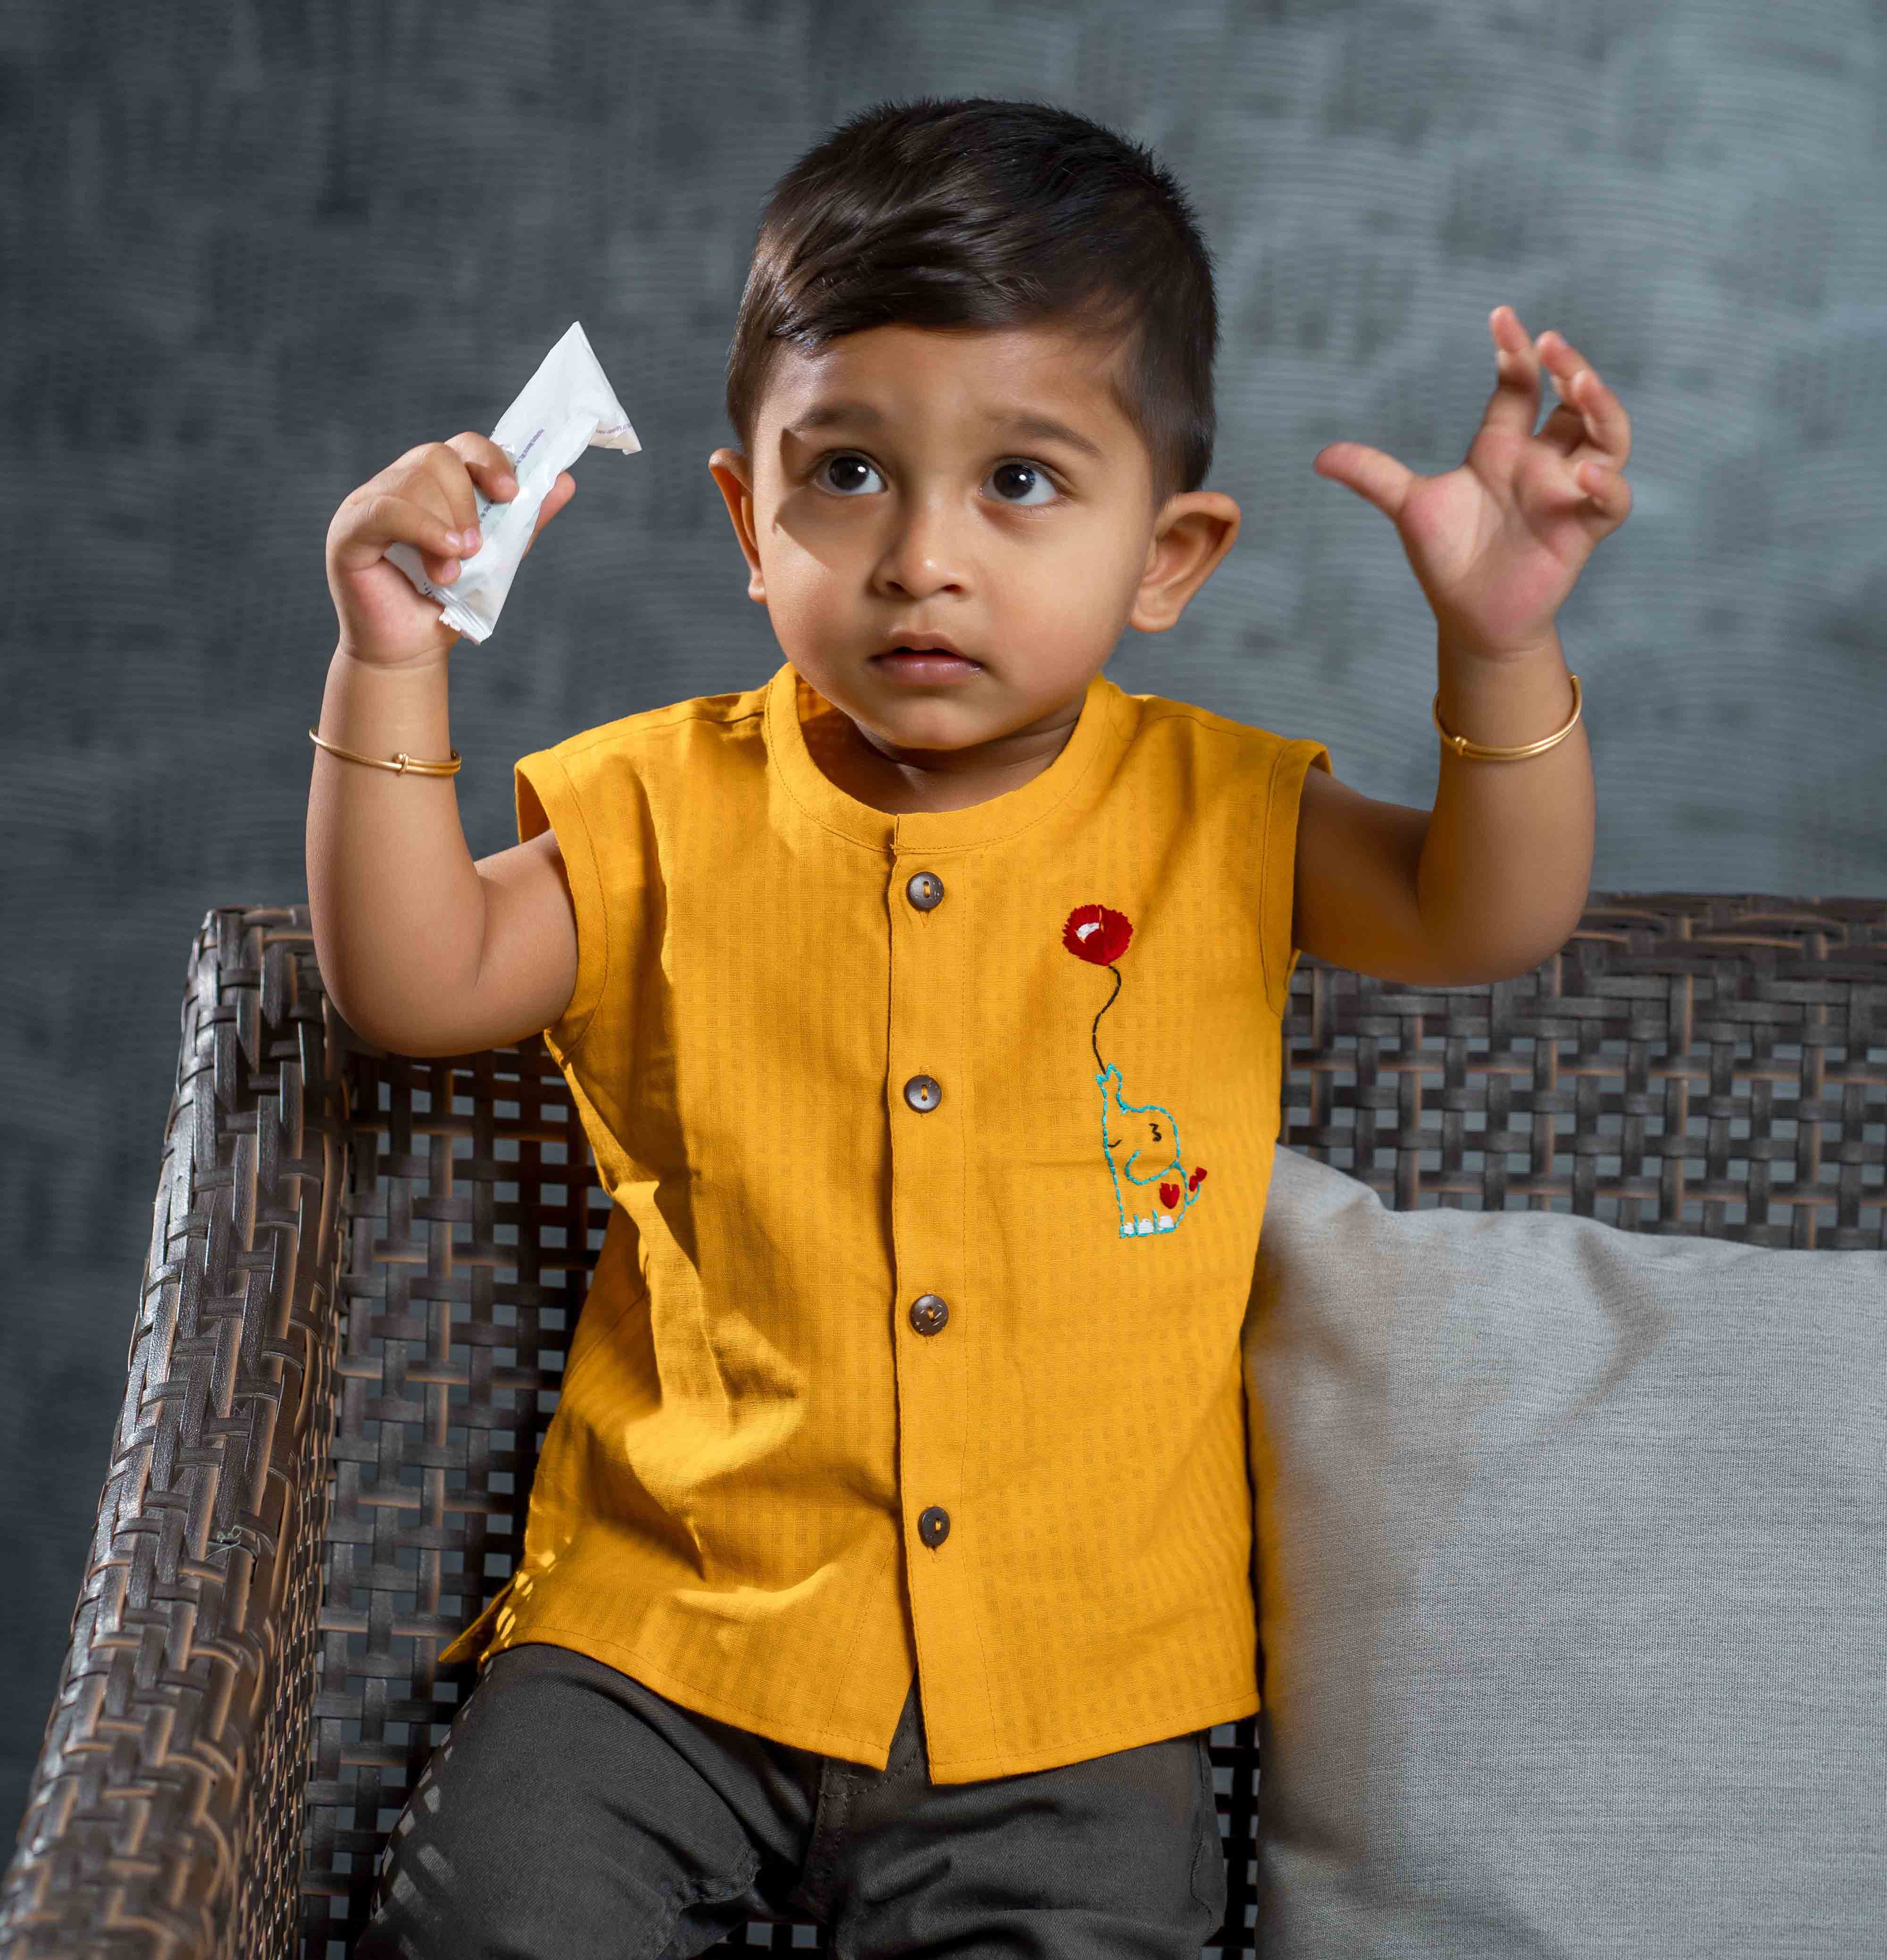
903,870,947,1335
889,850,969,1607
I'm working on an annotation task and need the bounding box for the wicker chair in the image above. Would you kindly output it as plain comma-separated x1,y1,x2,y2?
3,893,1883,1959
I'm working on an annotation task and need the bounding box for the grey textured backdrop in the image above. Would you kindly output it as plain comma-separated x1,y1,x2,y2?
4,0,1884,1827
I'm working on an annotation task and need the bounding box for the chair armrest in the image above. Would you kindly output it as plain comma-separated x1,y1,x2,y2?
0,906,351,1959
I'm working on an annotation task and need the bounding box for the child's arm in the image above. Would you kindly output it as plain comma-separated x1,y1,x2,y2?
307,436,579,1056
308,648,581,1058
1417,631,1593,974
1292,629,1593,987
1294,306,1628,989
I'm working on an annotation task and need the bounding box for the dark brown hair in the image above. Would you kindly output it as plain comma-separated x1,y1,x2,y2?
724,97,1219,511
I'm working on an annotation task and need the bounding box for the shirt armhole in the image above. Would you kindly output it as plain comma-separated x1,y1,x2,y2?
514,746,608,1057
1259,737,1333,1022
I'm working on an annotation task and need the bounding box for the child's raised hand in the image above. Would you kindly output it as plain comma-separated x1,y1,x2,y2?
325,435,576,668
1311,305,1633,661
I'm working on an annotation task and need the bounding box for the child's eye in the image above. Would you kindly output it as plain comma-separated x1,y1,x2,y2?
987,460,1059,506
814,453,1061,507
818,454,883,496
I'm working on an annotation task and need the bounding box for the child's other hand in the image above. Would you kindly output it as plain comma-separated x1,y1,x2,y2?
1311,305,1633,661
325,436,576,668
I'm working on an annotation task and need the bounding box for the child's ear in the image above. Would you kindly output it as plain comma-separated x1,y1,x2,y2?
1127,490,1241,634
708,448,765,602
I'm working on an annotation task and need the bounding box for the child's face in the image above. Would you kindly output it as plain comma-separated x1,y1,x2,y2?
709,321,1239,795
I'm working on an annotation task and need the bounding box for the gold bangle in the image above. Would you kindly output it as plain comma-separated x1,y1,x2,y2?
308,727,462,776
1433,672,1581,761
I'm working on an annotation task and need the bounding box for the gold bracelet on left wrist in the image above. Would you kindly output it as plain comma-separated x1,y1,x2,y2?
308,727,462,777
1432,672,1581,762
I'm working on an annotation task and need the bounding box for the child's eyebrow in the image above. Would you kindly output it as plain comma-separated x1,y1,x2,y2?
785,399,1106,464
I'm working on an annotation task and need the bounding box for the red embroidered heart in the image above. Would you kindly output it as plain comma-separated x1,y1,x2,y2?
1160,1182,1181,1209
1188,1165,1207,1191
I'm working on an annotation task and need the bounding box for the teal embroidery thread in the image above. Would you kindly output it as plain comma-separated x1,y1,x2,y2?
1061,903,1209,1239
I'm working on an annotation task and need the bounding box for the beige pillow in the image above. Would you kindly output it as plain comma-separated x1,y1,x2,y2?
1242,1144,1887,1958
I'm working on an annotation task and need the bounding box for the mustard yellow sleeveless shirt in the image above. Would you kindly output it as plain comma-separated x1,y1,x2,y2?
439,660,1330,1783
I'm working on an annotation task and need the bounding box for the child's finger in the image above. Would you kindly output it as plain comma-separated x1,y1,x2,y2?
334,487,466,573
1536,335,1631,465
1481,305,1545,441
1567,367,1631,465
1577,459,1632,519
468,436,519,498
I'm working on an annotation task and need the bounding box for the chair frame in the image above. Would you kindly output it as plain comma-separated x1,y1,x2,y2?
3,893,1883,1957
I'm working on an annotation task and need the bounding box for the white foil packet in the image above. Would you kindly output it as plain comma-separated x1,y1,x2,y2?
384,320,640,645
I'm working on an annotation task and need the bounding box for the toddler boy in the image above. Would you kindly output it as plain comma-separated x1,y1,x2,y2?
316,91,1625,1960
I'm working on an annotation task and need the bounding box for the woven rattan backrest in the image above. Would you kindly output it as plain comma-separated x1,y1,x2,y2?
3,897,1880,1960
301,1030,610,1955
1279,895,1887,1243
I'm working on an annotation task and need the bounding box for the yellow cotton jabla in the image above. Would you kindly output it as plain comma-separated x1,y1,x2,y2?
438,660,1330,1784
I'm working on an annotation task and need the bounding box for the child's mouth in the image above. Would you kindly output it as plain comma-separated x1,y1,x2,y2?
874,648,980,679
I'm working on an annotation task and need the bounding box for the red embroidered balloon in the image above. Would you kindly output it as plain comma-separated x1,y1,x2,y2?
1062,904,1133,966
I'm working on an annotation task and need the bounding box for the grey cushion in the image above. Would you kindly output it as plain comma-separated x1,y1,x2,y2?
1243,1144,1887,1959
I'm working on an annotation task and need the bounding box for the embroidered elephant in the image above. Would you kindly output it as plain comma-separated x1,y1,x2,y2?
1063,901,1208,1241
1095,1062,1208,1237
